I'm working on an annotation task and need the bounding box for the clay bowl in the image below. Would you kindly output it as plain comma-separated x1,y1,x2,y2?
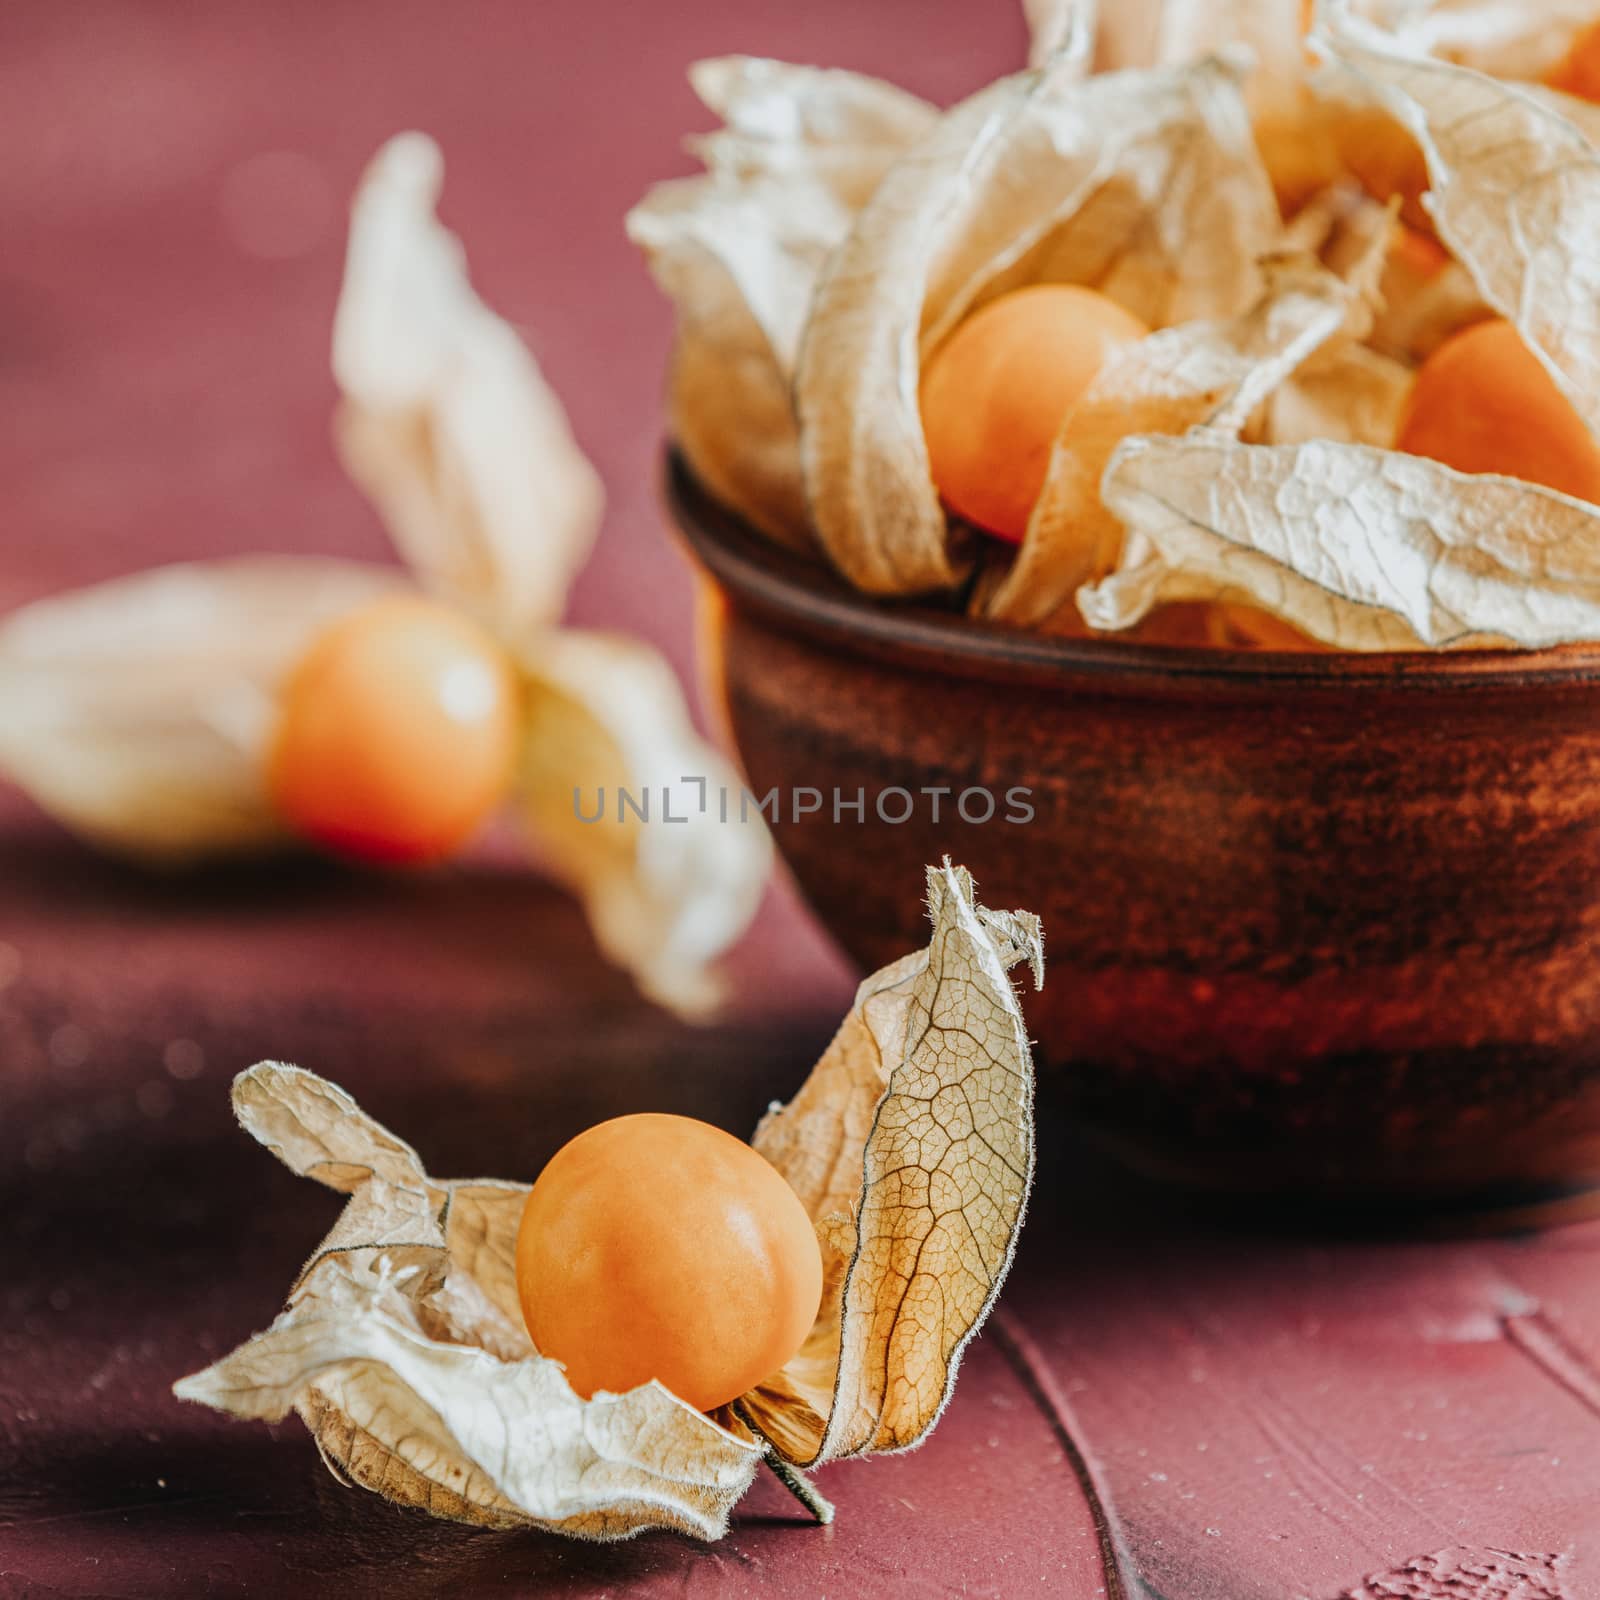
669,453,1600,1224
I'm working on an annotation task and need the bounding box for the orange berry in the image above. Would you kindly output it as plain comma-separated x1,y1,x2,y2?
1394,318,1600,502
269,594,520,865
516,1114,823,1411
920,285,1149,543
1547,19,1600,102
1390,224,1449,284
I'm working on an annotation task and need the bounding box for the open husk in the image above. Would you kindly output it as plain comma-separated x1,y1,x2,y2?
0,132,770,1014
980,254,1357,629
0,560,399,862
1318,7,1600,438
1075,6,1600,652
795,51,1279,596
175,863,1044,1540
634,1,1600,658
627,62,936,552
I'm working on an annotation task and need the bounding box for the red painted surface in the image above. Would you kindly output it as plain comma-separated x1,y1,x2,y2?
4,3,1600,1595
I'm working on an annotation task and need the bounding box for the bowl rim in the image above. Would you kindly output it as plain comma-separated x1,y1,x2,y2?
666,449,1600,694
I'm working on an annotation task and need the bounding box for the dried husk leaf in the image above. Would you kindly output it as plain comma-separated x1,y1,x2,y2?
796,52,1280,596
1022,0,1099,70
1085,0,1338,207
333,132,603,638
175,865,1042,1539
1317,7,1600,439
628,175,846,554
1264,338,1412,447
983,256,1354,628
629,64,935,553
173,1064,764,1540
1084,430,1600,650
741,863,1044,1465
1090,0,1305,81
1266,197,1414,447
686,57,938,208
514,629,773,1018
0,559,398,861
1367,243,1487,365
1357,0,1596,81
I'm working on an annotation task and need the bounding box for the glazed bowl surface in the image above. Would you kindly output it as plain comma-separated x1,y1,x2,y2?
669,453,1600,1221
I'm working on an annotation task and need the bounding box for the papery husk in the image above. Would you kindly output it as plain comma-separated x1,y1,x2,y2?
1092,0,1307,87
1022,0,1099,70
173,1064,764,1540
335,136,769,1017
628,174,846,554
1082,0,1339,209
796,52,1280,596
1358,0,1596,81
1264,338,1412,446
742,864,1043,1466
1368,250,1486,365
982,255,1354,629
514,629,773,1018
686,57,938,208
1266,195,1414,446
175,864,1043,1539
1083,430,1600,650
1317,6,1600,439
0,559,399,861
333,132,603,638
630,64,935,553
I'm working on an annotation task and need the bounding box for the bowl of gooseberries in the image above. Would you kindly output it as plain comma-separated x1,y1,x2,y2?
671,282,1600,1225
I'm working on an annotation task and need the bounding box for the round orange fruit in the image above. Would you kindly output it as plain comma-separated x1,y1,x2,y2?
515,1114,823,1412
1394,318,1600,503
920,284,1149,543
269,594,520,865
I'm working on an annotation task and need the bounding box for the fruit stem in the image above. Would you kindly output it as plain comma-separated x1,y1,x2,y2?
733,1402,835,1525
764,1450,835,1525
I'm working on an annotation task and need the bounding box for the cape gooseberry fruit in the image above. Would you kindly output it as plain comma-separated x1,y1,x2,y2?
515,1114,824,1412
1394,318,1600,505
919,283,1149,544
269,594,520,866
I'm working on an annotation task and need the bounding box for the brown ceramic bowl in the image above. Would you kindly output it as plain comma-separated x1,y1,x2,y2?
669,453,1600,1223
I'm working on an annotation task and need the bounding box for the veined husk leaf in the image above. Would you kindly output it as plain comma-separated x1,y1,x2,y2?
0,559,399,862
173,1063,765,1540
1355,0,1596,82
333,132,604,638
982,255,1354,629
1083,430,1600,650
175,864,1043,1538
796,52,1280,596
686,57,938,208
514,628,773,1018
1096,0,1594,83
1317,6,1600,440
1084,0,1340,207
629,63,935,553
743,863,1043,1465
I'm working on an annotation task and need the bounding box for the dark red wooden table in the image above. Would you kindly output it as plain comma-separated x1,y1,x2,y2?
4,4,1599,1595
